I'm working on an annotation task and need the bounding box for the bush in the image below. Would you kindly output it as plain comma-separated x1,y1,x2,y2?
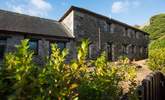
0,39,138,100
149,36,165,50
147,36,165,73
0,39,39,99
148,48,165,72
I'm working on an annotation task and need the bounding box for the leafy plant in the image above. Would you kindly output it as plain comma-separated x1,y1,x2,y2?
148,48,165,72
0,39,39,99
147,35,165,73
0,39,138,100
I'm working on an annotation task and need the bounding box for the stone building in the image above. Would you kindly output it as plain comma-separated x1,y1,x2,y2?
60,6,149,61
0,6,149,63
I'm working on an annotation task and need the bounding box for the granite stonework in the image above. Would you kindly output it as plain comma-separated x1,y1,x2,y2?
0,33,71,64
61,8,149,61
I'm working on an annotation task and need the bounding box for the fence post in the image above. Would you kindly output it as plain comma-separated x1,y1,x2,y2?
137,85,144,100
142,78,150,100
140,71,165,100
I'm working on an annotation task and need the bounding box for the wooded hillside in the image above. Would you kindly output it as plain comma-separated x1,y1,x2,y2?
143,14,165,41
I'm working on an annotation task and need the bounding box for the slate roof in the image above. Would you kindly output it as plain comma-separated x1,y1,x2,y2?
59,6,149,35
0,9,73,38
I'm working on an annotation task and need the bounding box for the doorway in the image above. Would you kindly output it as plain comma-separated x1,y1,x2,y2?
107,43,113,61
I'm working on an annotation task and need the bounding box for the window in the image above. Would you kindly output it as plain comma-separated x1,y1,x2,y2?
139,46,143,55
122,44,128,55
88,43,94,58
135,31,138,39
131,45,135,54
107,43,114,61
103,24,108,32
134,46,137,54
0,37,7,60
127,29,131,38
57,42,66,51
144,47,147,53
29,39,38,55
49,41,66,54
110,24,115,33
133,31,136,38
124,28,127,36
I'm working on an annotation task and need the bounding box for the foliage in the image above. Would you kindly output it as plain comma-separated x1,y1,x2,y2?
78,53,138,100
142,13,165,73
143,14,165,40
149,36,165,50
147,34,165,73
148,48,165,73
0,39,39,99
0,39,138,100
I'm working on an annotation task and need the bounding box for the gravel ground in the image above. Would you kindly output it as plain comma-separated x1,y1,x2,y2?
133,59,152,82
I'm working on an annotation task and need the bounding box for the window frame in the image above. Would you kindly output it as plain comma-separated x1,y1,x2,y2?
49,41,66,55
124,28,128,37
122,44,128,55
29,39,39,55
88,43,95,59
131,45,135,54
0,37,7,60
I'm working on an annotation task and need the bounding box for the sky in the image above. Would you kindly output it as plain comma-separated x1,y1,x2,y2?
0,0,164,26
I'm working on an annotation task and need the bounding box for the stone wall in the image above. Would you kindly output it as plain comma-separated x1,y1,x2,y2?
70,10,149,60
0,33,71,64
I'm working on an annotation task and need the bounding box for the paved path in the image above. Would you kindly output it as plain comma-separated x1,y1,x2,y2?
133,60,152,82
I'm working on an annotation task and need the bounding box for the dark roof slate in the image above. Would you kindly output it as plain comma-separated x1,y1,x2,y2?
0,9,73,38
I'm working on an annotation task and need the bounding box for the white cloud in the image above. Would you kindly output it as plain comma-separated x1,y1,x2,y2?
5,0,52,17
30,0,52,10
111,1,128,13
111,0,140,13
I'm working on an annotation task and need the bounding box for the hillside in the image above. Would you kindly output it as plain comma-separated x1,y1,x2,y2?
143,14,165,40
149,36,165,50
143,14,165,74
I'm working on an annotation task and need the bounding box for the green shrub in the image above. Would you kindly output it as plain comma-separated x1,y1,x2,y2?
147,36,165,73
148,48,165,72
0,39,39,99
149,36,165,50
0,39,138,100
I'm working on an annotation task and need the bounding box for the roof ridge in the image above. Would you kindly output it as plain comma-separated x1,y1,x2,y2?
0,9,58,23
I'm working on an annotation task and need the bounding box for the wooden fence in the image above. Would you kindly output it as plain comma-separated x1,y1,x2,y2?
137,71,165,100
